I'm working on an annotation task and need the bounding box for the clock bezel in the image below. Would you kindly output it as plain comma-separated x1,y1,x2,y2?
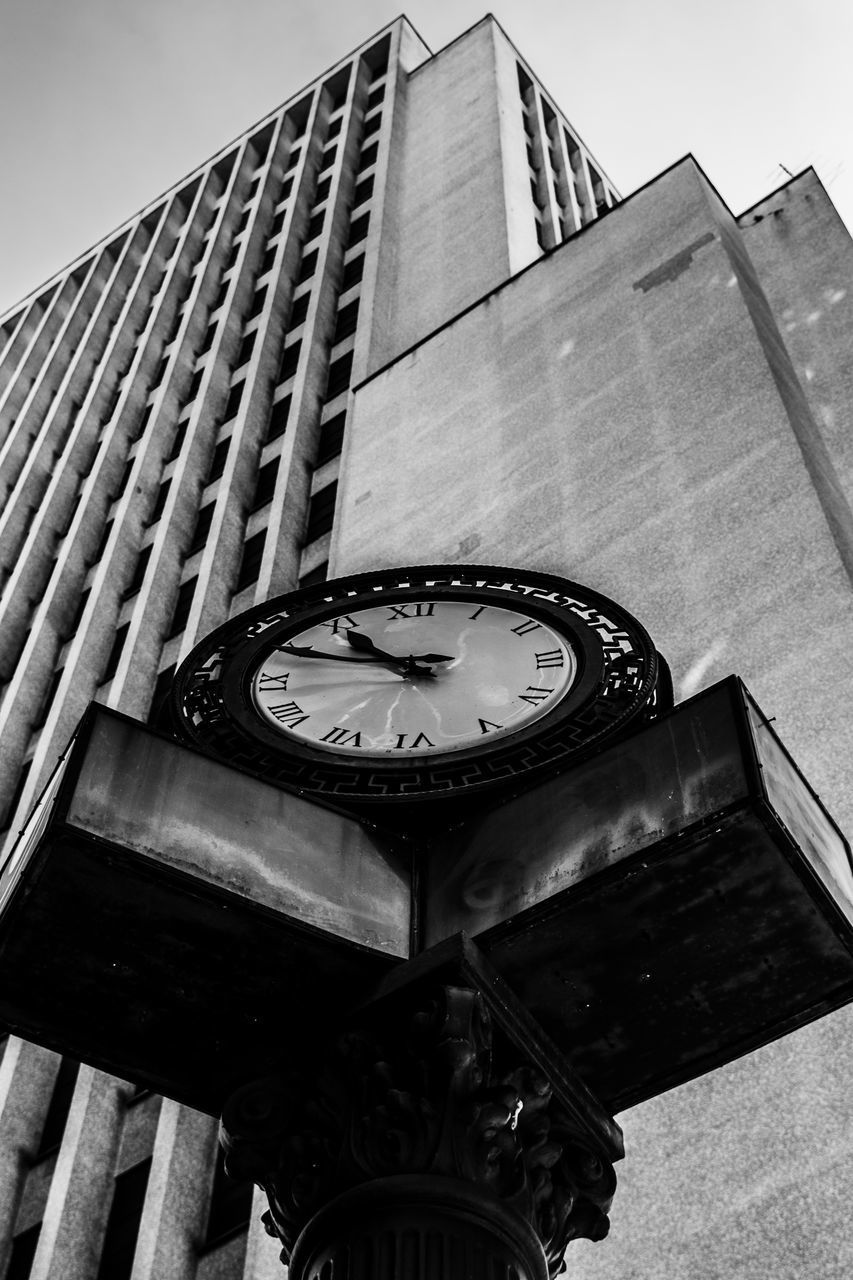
171,564,667,803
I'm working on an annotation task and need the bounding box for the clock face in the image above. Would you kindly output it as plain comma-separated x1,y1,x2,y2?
172,564,668,805
250,601,577,757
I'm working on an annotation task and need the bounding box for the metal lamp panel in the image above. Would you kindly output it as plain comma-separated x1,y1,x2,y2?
424,680,750,942
64,709,411,955
0,708,409,1115
424,680,853,1110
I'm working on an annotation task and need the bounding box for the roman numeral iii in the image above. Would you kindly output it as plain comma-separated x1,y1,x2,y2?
535,650,564,669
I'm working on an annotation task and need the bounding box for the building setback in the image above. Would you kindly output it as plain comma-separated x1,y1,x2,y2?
1,12,852,1280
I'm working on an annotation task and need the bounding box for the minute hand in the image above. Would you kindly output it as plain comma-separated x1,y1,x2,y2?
277,643,405,671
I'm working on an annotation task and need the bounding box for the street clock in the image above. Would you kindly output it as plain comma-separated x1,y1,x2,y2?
171,564,670,803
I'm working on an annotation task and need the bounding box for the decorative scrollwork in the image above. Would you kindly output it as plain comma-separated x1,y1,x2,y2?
221,984,616,1276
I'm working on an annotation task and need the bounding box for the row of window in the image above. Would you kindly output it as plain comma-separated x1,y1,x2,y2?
78,67,384,666
5,1059,251,1280
516,62,614,249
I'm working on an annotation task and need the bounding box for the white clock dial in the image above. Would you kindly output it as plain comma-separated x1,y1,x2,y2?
250,600,577,756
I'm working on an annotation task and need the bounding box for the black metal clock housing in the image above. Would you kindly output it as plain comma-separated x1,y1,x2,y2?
171,564,670,805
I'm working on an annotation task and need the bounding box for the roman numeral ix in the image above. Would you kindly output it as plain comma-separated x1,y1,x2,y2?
320,614,359,634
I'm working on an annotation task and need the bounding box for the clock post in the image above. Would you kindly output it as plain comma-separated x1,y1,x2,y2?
1,565,853,1278
220,937,622,1280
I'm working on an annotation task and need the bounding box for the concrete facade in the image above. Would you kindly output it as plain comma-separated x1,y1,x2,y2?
337,157,853,1280
0,16,618,1280
1,12,852,1280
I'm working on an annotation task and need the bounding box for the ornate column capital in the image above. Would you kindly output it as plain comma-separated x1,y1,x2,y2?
222,947,620,1278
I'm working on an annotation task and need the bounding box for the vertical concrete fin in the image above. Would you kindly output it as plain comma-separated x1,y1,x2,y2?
708,179,853,588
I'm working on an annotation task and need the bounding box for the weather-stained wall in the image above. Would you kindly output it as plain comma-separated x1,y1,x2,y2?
368,18,538,371
335,156,853,1280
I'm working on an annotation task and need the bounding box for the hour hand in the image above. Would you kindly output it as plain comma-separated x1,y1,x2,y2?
345,630,454,664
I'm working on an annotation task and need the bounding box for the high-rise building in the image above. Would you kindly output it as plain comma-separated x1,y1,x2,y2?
1,12,852,1280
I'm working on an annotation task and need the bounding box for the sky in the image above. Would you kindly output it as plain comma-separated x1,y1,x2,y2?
1,0,851,316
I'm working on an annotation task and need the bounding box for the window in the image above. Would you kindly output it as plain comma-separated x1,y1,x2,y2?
340,254,365,292
316,412,346,466
284,146,302,173
362,113,381,140
251,459,279,510
235,331,256,368
366,39,389,78
304,210,325,242
223,381,244,421
96,1159,152,1280
236,532,266,590
366,84,385,112
168,577,197,637
1,761,31,833
123,545,152,599
189,504,215,553
150,356,169,390
299,561,329,587
223,243,239,273
280,175,294,201
115,459,134,499
66,589,90,637
296,249,318,284
185,369,203,402
167,420,188,462
265,396,291,443
314,175,331,205
304,481,337,543
269,210,285,239
147,664,176,727
212,280,229,311
102,624,129,683
6,1224,41,1280
318,144,337,173
198,323,217,355
326,116,342,139
235,208,251,234
259,246,276,277
205,1146,253,1247
133,403,154,439
36,1058,80,1157
325,351,353,401
332,300,359,345
32,668,64,730
352,175,374,209
207,438,231,483
93,520,114,561
356,141,378,173
147,481,171,525
288,293,310,329
278,341,301,382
